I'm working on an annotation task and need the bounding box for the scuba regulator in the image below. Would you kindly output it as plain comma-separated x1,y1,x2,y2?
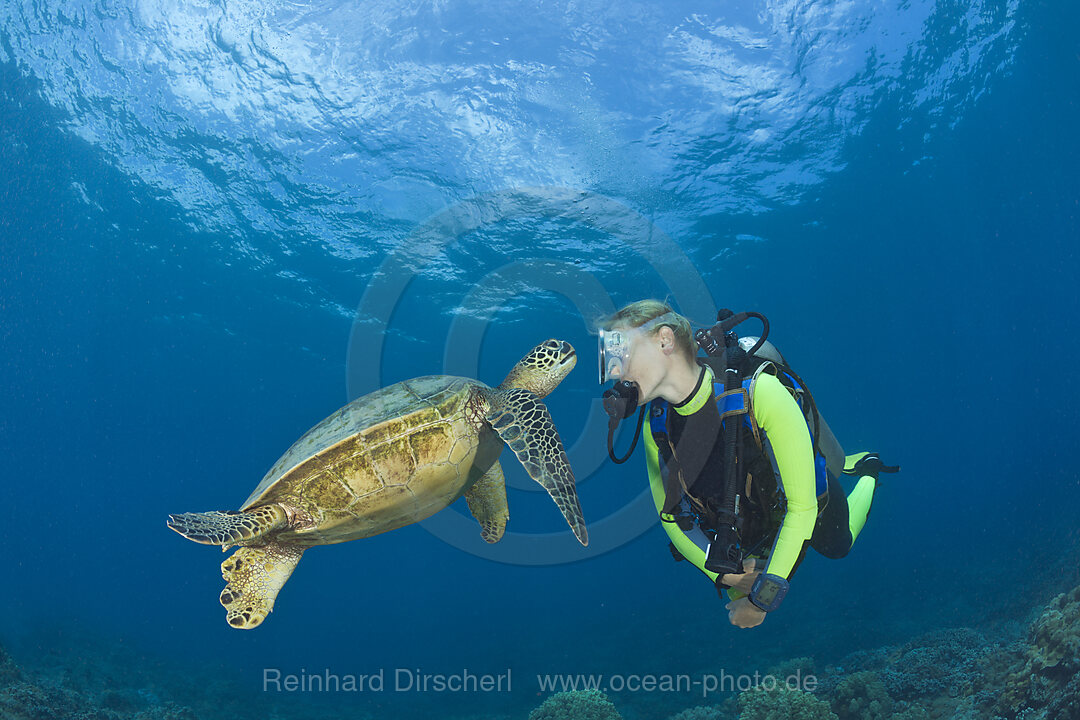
603,381,645,464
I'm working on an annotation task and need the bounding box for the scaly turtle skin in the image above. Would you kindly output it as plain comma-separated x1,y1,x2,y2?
168,339,585,629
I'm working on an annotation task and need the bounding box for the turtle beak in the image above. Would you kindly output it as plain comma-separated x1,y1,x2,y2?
559,344,576,367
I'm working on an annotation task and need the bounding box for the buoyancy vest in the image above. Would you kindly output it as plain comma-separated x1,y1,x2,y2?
648,357,829,561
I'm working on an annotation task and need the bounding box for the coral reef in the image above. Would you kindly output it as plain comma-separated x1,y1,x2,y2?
0,680,96,720
803,582,1080,720
0,640,22,686
737,685,838,720
991,584,1080,719
1027,585,1080,670
524,585,1080,720
664,705,725,720
528,689,623,720
764,656,816,685
832,671,893,720
0,642,98,720
0,667,197,720
2,581,1080,720
821,627,993,702
826,670,930,720
0,633,370,720
815,626,998,718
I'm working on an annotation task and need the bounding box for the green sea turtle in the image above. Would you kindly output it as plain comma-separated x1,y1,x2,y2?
168,339,586,629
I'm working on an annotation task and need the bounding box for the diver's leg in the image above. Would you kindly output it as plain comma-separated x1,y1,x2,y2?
845,474,877,543
814,452,900,554
842,452,899,543
810,476,854,559
811,453,899,558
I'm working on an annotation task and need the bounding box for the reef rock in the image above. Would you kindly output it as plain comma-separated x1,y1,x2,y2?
1025,584,1080,671
832,671,893,720
0,641,22,686
665,705,725,720
529,689,623,720
995,584,1080,718
737,684,838,720
0,680,96,720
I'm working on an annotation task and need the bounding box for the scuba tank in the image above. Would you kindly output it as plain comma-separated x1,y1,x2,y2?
736,336,844,480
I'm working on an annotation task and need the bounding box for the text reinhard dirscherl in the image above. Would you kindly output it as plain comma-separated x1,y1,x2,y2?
263,668,511,694
262,668,819,698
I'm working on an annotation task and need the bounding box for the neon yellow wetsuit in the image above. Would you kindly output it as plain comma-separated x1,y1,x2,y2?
644,364,878,598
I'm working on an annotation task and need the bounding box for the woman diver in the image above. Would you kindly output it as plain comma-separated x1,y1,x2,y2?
598,300,898,629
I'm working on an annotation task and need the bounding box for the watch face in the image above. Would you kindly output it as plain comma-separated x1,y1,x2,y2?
756,579,780,604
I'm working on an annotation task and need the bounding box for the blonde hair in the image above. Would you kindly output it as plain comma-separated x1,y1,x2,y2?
601,300,695,360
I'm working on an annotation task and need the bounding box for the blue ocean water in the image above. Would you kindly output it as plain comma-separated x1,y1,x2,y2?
1,1,1078,719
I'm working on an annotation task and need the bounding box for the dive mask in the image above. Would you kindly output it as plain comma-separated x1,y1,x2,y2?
598,327,631,385
598,311,681,384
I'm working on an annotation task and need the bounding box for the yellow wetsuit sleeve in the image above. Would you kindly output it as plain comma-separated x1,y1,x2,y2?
751,372,817,580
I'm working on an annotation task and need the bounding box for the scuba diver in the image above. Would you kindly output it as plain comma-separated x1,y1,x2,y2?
599,300,899,629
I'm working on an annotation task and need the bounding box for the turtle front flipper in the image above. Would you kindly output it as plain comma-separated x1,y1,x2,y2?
220,543,305,629
465,461,510,543
167,505,288,547
485,388,588,546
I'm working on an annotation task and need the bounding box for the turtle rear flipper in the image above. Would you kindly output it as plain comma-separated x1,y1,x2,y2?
220,544,305,629
167,505,288,547
486,388,588,546
465,461,509,543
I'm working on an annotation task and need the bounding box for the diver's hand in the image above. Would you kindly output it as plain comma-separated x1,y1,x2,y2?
720,557,763,594
725,597,767,629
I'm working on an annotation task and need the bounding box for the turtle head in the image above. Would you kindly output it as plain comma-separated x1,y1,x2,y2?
496,339,576,398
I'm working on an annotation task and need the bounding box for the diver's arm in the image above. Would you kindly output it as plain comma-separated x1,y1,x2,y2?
751,372,818,583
